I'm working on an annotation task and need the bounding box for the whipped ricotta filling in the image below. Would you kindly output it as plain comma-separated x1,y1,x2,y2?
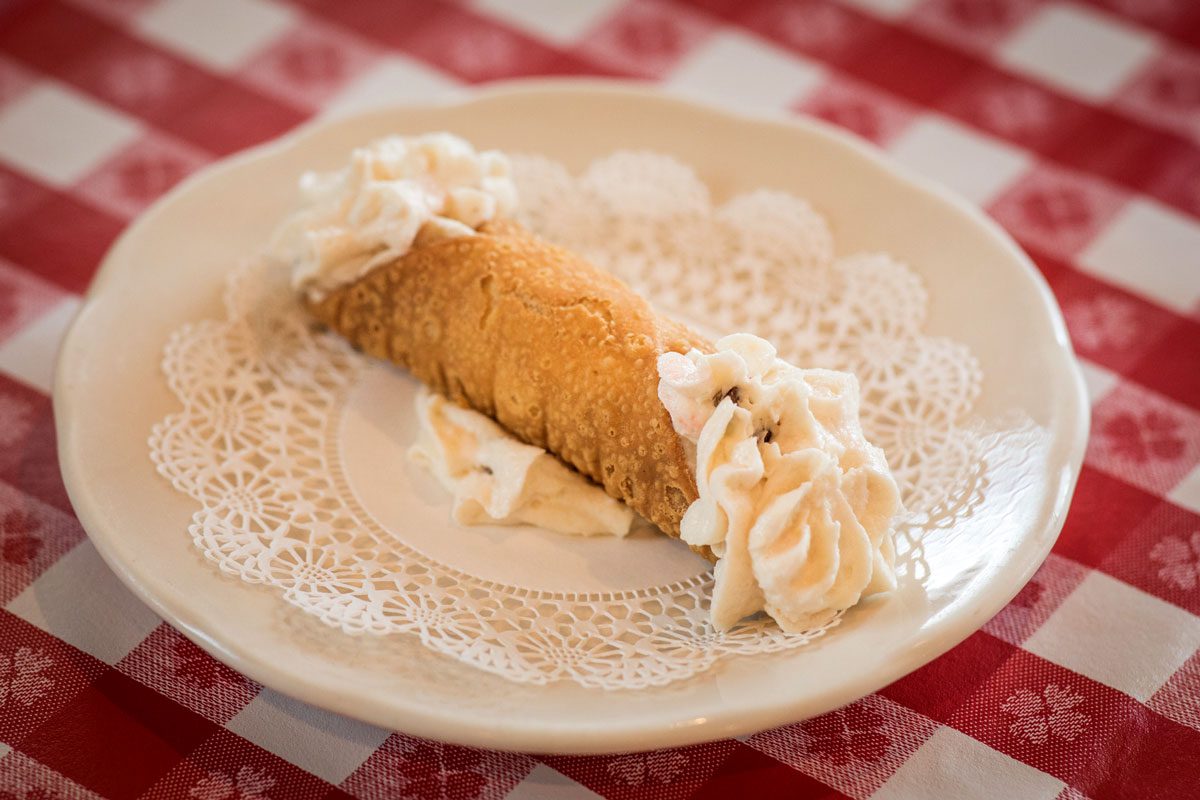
658,333,900,632
409,389,635,537
269,132,517,296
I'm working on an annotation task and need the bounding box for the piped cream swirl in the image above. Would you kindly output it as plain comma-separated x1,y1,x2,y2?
269,133,517,296
658,333,899,631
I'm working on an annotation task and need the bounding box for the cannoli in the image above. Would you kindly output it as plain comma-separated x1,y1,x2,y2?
271,133,900,632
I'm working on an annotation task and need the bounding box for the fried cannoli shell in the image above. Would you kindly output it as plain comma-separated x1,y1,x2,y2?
304,219,716,561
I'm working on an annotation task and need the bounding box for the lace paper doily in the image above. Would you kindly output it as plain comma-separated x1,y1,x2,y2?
151,152,992,689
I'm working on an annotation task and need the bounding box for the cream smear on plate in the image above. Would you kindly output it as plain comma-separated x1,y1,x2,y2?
409,389,635,537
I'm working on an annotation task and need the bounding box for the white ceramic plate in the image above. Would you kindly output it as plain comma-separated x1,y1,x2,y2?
55,81,1088,753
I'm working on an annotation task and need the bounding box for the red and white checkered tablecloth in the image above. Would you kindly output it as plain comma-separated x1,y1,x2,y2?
1,0,1198,796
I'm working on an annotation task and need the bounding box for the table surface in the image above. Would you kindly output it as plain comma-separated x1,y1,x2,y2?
1,0,1199,797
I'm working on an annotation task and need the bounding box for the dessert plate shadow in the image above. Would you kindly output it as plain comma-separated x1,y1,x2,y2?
54,80,1088,754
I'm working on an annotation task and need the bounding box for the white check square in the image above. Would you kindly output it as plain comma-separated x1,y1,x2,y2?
322,56,462,119
226,689,391,784
1026,571,1200,701
838,0,922,19
1079,198,1200,314
472,0,621,44
0,83,139,187
507,764,603,799
887,114,1031,206
137,0,297,71
1168,463,1200,516
665,30,825,111
0,297,82,394
6,540,161,665
872,726,1064,800
1079,359,1119,405
998,4,1157,101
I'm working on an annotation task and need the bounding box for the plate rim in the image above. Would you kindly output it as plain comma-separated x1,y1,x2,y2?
54,78,1091,753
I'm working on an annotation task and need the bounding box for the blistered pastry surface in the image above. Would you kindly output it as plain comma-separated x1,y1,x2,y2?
306,219,713,555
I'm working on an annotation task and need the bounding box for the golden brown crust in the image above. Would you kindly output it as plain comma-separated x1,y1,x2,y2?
305,219,715,560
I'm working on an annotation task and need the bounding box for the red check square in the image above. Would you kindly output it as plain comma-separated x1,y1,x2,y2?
0,2,112,74
983,554,1090,646
938,69,1092,153
988,162,1131,260
284,0,443,51
691,743,850,799
0,187,125,294
239,18,382,112
840,25,978,105
1129,319,1200,409
0,372,74,513
396,6,582,82
1082,0,1200,47
19,668,217,799
544,741,739,800
1087,380,1200,498
1101,499,1200,616
1149,647,1200,733
42,13,225,126
739,0,869,66
0,610,107,748
156,81,308,156
0,259,66,344
1114,47,1200,143
879,631,1018,723
575,0,716,79
0,481,86,606
748,693,939,798
947,648,1138,786
0,750,105,800
63,0,156,25
797,74,918,146
141,729,336,800
0,53,36,108
73,131,212,219
1049,107,1200,220
0,163,55,226
1034,252,1180,376
1092,711,1200,800
908,0,1043,53
342,733,534,800
117,624,261,725
1053,466,1161,568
